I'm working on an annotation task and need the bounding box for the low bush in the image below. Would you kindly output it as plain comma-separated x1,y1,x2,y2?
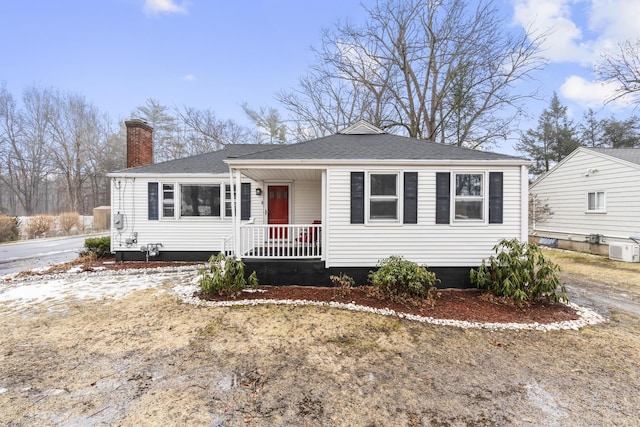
199,253,259,297
470,238,567,305
368,256,438,304
58,212,82,235
25,214,55,238
0,214,19,242
330,272,354,299
83,236,111,258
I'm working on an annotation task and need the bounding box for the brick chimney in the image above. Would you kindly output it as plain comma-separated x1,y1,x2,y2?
125,119,154,168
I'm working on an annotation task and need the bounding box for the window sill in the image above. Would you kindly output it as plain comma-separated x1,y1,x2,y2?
365,219,402,226
451,220,488,226
585,210,607,214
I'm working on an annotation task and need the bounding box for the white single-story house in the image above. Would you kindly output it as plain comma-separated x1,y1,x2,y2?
110,120,531,287
529,146,640,261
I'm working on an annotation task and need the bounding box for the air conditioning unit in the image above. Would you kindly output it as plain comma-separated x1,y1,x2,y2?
609,242,640,263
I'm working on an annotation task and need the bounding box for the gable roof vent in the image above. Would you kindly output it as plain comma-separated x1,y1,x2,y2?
339,120,386,135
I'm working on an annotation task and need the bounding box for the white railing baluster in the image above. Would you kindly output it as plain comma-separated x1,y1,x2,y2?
235,223,322,259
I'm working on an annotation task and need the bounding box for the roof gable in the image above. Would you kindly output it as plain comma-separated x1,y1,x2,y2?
339,120,385,135
530,147,640,189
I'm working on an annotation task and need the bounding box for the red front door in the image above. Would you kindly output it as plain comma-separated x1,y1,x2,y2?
268,185,289,238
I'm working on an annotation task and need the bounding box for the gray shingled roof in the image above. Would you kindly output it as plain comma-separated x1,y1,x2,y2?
112,131,526,176
588,147,640,166
111,144,269,174
226,133,525,162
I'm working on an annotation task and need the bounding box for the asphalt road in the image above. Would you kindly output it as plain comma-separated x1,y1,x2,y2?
0,234,107,276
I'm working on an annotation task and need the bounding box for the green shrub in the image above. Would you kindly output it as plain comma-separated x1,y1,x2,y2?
199,253,259,297
0,214,19,242
470,238,567,305
83,236,111,258
368,256,438,303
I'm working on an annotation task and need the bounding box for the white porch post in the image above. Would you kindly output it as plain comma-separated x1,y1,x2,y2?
321,169,327,264
227,166,239,257
235,167,243,257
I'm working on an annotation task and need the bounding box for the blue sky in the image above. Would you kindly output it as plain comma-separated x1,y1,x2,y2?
1,0,639,154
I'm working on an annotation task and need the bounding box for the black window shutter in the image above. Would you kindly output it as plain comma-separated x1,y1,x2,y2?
350,172,365,224
403,172,418,224
489,172,503,224
148,182,159,220
241,182,251,220
435,172,450,224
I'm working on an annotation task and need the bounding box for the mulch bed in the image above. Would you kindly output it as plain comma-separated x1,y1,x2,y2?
22,257,578,324
197,285,578,325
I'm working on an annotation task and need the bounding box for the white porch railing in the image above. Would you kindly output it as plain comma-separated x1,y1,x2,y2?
231,224,322,259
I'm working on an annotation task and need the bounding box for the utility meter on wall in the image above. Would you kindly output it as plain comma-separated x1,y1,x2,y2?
114,213,124,230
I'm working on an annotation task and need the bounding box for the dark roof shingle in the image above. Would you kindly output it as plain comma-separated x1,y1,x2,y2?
588,147,640,166
227,133,525,162
112,131,526,176
112,144,269,174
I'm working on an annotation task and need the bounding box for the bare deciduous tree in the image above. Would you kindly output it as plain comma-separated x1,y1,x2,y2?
596,38,640,106
0,84,54,215
529,193,553,229
177,106,261,153
278,0,545,147
48,91,108,213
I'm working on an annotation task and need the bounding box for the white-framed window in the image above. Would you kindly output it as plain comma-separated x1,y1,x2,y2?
368,172,399,221
162,183,175,219
225,184,233,218
180,184,221,217
587,191,606,212
453,173,484,221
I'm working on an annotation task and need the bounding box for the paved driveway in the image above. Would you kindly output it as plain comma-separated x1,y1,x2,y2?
0,234,107,275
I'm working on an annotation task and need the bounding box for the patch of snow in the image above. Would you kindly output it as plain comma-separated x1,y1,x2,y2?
526,382,568,426
0,265,607,331
0,265,201,315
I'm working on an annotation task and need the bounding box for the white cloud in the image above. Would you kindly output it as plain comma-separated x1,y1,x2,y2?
510,0,640,111
511,0,640,66
182,74,196,81
560,75,631,109
143,0,188,16
588,0,640,42
512,0,593,64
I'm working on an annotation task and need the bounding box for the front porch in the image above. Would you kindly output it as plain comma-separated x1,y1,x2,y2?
224,223,323,259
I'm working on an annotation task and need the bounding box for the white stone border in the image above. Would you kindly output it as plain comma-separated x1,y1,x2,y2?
173,283,607,331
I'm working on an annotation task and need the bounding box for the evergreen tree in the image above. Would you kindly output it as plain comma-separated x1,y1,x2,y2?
579,108,604,147
601,116,640,148
516,93,579,176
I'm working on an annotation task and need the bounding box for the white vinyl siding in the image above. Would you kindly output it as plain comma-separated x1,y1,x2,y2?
293,181,322,224
530,148,640,241
111,176,258,253
326,166,523,268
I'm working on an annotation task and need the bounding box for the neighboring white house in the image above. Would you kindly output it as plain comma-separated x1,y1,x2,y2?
110,120,531,287
529,147,640,260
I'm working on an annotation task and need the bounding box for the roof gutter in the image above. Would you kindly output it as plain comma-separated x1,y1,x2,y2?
224,158,532,168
